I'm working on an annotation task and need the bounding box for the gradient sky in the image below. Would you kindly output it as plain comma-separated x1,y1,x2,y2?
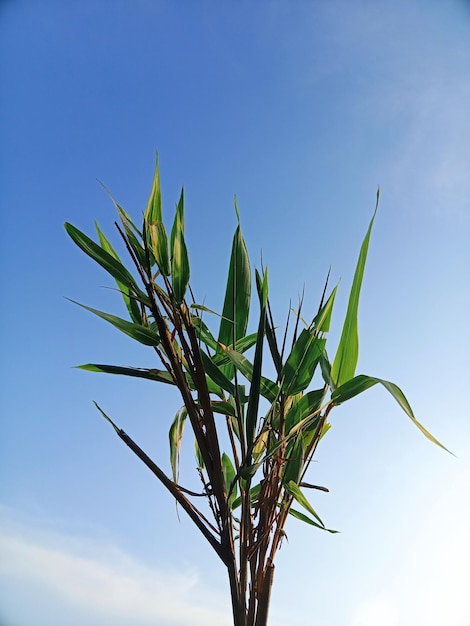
1,1,469,625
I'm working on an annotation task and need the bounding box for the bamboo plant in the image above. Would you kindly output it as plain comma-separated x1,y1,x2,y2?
65,157,447,626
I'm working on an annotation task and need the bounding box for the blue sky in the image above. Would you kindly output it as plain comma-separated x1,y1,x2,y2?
1,1,469,625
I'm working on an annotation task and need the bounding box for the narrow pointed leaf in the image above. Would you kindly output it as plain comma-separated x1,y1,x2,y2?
67,299,160,346
200,350,237,396
217,343,279,403
171,188,190,304
311,286,337,333
246,269,268,449
94,221,142,323
93,401,120,434
78,363,175,384
282,432,305,486
284,388,326,434
331,190,379,386
78,362,222,397
289,508,338,533
65,222,137,288
222,452,237,508
284,480,325,527
145,154,163,223
281,328,326,395
217,218,251,378
332,374,451,452
149,221,170,276
169,408,188,482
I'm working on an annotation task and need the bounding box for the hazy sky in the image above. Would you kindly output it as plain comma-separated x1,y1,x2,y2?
1,1,469,625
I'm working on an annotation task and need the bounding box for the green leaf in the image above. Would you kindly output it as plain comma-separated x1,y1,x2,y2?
284,388,326,434
93,401,120,434
195,438,205,469
284,480,325,527
246,269,268,449
217,215,251,378
94,221,142,323
281,328,326,395
67,299,160,346
265,301,283,379
311,286,337,333
217,343,279,403
211,401,237,417
171,188,190,304
78,363,175,384
331,190,379,386
332,374,452,453
231,482,262,511
148,221,170,276
145,153,163,223
281,432,305,486
65,222,137,289
78,362,222,397
222,452,237,508
288,508,338,533
169,408,188,482
200,350,237,397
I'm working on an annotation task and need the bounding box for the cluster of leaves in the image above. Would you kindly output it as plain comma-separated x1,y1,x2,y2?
65,157,447,626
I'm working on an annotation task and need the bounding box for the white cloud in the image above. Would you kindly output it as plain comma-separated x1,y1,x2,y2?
0,515,231,626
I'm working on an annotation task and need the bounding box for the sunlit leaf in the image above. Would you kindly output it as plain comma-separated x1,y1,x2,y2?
332,374,451,452
281,432,305,486
331,190,379,386
218,212,251,378
145,153,163,223
171,188,190,304
284,480,325,527
288,508,338,533
281,328,326,395
169,408,188,482
148,221,170,276
222,452,237,508
284,388,326,434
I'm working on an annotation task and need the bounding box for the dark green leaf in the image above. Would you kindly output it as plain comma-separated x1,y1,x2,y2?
78,363,174,384
65,222,137,288
94,221,142,323
67,299,160,346
217,344,279,403
200,350,237,397
281,328,326,395
246,269,268,449
211,401,237,417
